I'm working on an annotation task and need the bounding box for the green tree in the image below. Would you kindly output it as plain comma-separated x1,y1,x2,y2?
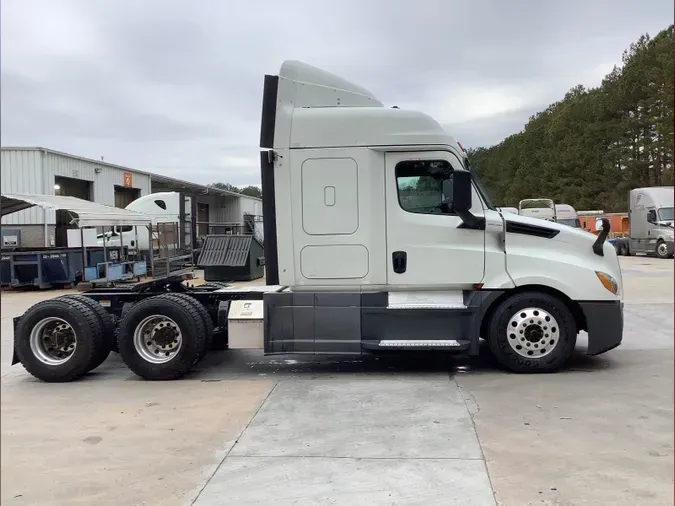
239,185,262,198
467,25,674,213
209,182,262,198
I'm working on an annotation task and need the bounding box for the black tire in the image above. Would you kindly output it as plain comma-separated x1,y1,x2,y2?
161,293,214,362
655,240,670,259
15,298,107,382
620,240,628,256
112,303,134,353
116,294,207,380
486,291,577,373
57,295,114,370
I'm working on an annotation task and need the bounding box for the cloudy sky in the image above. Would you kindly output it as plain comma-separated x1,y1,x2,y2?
1,1,672,187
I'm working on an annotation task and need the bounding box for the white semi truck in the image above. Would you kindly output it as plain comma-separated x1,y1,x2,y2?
496,206,519,215
98,192,265,254
518,198,557,221
11,61,624,382
613,186,674,259
96,191,188,253
554,204,581,228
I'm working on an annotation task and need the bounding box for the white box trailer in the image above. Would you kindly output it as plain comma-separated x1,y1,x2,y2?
11,61,624,382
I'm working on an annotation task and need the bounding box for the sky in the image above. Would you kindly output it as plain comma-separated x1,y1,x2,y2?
1,1,672,187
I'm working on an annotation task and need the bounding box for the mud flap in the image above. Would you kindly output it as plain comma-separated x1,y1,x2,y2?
11,316,21,365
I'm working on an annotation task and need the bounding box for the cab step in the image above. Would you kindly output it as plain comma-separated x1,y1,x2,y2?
387,291,467,310
365,339,471,351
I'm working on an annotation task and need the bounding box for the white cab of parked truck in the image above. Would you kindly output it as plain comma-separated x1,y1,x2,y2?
255,60,623,372
97,192,186,252
628,186,674,259
11,60,625,383
554,204,581,228
496,206,519,215
518,198,557,222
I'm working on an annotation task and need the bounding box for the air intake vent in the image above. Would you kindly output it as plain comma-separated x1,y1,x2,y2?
505,221,559,239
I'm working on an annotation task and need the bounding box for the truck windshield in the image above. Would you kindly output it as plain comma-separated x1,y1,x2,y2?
463,157,495,210
557,219,580,228
657,207,673,221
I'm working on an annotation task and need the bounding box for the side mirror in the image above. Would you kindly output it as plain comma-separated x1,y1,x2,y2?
647,210,657,223
452,169,472,213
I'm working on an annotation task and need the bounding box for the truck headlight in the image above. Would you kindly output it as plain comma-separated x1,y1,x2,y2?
595,271,619,295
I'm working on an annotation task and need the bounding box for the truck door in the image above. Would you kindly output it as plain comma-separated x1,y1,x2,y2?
630,201,646,253
385,151,485,287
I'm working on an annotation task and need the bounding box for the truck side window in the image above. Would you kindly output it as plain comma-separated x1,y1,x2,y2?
395,160,454,215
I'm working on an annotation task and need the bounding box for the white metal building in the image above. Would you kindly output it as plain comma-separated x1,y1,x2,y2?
1,147,262,248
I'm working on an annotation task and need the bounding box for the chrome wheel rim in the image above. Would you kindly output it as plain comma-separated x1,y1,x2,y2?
133,315,183,364
506,307,560,359
29,317,77,365
657,243,668,257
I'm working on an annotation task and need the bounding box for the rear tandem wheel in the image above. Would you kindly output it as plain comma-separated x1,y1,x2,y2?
160,292,215,363
14,298,107,382
57,294,115,370
116,294,208,380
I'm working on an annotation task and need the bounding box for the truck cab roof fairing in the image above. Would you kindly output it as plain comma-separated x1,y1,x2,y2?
260,61,384,150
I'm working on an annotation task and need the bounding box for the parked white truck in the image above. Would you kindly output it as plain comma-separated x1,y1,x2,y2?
11,61,624,382
613,186,674,259
96,191,187,253
518,198,557,221
554,204,581,228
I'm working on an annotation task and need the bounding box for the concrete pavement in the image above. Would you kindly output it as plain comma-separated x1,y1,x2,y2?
1,256,672,505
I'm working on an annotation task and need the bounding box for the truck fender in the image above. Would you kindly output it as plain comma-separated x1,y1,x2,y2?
507,274,577,302
217,301,230,329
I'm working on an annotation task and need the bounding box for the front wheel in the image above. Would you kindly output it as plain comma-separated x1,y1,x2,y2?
655,240,671,259
486,292,577,373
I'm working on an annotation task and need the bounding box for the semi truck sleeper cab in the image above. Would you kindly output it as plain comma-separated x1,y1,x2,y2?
11,61,624,382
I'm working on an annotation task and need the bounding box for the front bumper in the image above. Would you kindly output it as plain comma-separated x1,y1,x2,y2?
579,300,624,355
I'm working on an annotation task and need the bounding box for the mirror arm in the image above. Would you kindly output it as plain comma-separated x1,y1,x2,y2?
457,210,486,230
592,218,611,256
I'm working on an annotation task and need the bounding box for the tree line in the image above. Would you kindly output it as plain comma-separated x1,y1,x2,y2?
209,182,262,199
467,25,674,212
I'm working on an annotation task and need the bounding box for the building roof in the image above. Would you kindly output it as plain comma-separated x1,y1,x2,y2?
0,147,261,201
1,193,152,227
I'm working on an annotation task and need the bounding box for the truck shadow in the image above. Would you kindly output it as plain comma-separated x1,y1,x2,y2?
193,341,616,380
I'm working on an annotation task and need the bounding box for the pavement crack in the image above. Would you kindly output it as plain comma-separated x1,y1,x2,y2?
457,381,481,418
189,380,279,505
224,455,486,461
453,375,497,506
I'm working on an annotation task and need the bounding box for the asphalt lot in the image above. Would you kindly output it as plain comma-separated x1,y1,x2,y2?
1,256,673,506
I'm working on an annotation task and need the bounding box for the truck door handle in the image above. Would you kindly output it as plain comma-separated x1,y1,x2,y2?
392,251,407,274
